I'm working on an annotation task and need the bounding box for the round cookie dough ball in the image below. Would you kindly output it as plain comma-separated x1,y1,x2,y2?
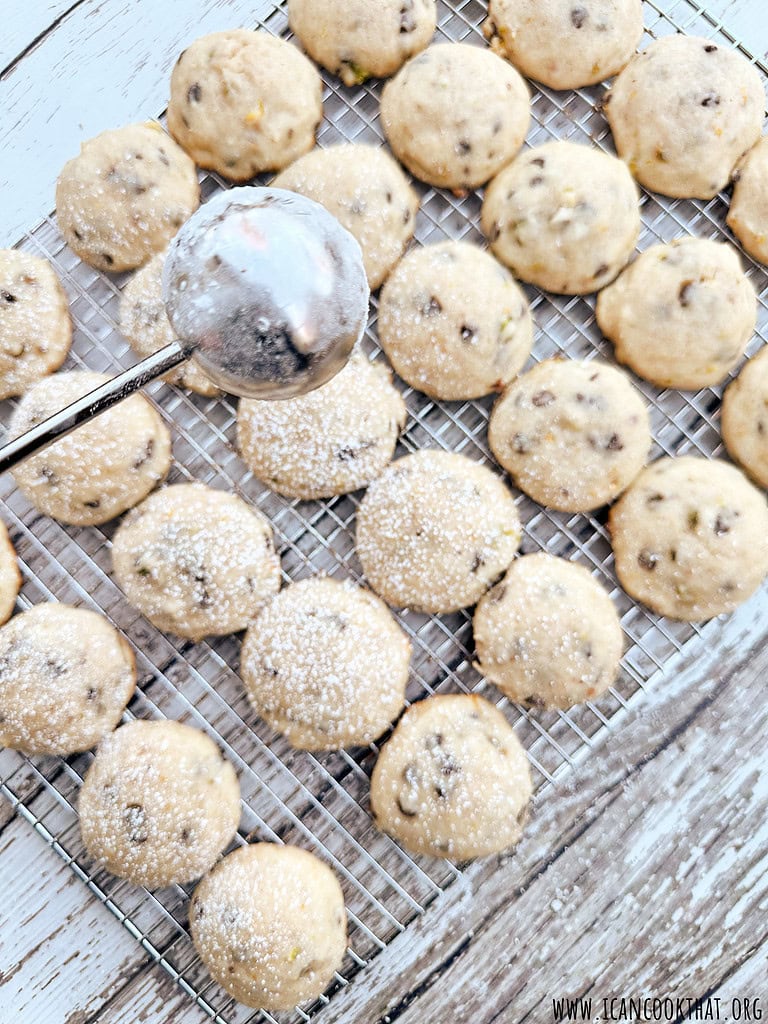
356,450,521,614
488,359,650,512
605,36,765,200
190,843,346,1010
288,0,436,85
111,483,281,641
378,241,533,400
0,604,135,756
241,578,411,750
481,141,640,294
273,145,419,290
609,456,768,620
0,250,72,400
722,347,768,490
56,123,199,273
237,352,406,500
381,43,530,191
167,30,322,182
79,720,241,889
484,0,643,90
119,252,221,397
728,137,768,266
0,521,20,626
9,372,171,527
370,694,532,859
474,553,623,709
596,237,757,390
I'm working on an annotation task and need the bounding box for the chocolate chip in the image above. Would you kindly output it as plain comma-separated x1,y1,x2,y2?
187,82,202,103
605,433,624,451
687,510,700,530
460,324,478,343
530,176,544,186
400,0,416,33
678,281,695,306
180,827,192,845
489,222,501,243
396,795,418,817
158,149,171,167
701,92,721,107
124,803,148,844
456,139,472,155
594,263,609,279
571,6,588,29
1,291,16,304
490,584,507,603
512,432,532,454
39,465,57,484
532,390,555,407
424,732,444,750
530,157,546,168
83,499,101,509
646,492,664,505
470,552,485,573
704,43,718,52
714,513,732,535
337,439,376,462
403,208,412,225
86,687,98,701
422,295,442,316
758,420,766,436
73,229,83,241
101,253,114,267
638,549,659,571
492,118,503,135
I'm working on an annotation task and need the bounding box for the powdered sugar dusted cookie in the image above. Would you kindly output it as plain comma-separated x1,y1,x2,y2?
609,456,768,620
605,36,765,199
370,694,532,859
119,252,221,397
484,0,643,89
596,237,756,390
56,123,199,272
288,0,436,85
168,30,322,181
377,241,532,400
10,371,172,526
722,347,768,490
474,553,623,709
481,141,640,294
488,358,650,512
0,604,135,755
190,844,347,1010
381,43,530,191
111,483,281,641
241,577,411,750
356,450,521,614
237,352,406,500
0,250,72,400
273,145,419,289
0,521,20,626
79,719,240,889
728,137,768,266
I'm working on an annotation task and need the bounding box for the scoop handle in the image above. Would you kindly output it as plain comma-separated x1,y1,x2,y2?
0,341,190,475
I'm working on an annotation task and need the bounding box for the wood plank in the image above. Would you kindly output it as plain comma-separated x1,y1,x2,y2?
0,817,147,1021
0,0,81,74
89,964,211,1024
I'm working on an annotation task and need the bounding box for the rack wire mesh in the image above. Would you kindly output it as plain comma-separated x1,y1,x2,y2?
1,1,767,1020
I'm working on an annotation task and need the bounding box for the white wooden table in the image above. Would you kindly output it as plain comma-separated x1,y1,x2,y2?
2,2,768,1022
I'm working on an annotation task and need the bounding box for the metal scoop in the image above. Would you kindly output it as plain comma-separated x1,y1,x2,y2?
0,188,370,474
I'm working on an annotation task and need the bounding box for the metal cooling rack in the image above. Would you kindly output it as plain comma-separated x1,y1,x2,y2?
2,1,767,1021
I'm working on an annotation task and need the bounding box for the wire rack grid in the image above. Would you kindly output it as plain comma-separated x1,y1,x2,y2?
1,1,767,1021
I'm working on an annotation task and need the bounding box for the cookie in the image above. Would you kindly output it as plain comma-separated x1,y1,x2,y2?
356,449,521,614
481,141,640,294
728,137,768,266
0,250,72,400
370,694,532,859
488,358,650,512
167,30,322,182
237,352,406,500
240,577,411,750
9,372,172,527
273,144,419,290
605,36,765,200
722,347,768,490
79,720,241,889
381,43,530,191
597,237,756,389
111,483,281,641
484,0,643,90
474,553,623,709
119,252,221,397
56,123,199,272
0,604,135,756
288,0,436,85
609,456,768,620
377,240,533,400
0,522,21,627
190,843,347,1011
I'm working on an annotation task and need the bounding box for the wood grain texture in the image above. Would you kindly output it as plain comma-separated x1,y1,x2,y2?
2,0,768,1021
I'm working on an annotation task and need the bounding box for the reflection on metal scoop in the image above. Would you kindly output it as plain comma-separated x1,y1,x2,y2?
0,188,370,473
